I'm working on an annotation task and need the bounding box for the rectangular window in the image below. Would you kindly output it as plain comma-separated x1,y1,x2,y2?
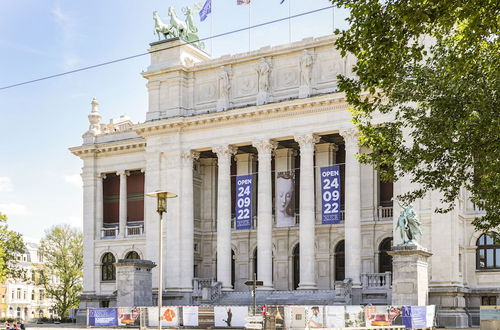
39,290,44,300
103,173,120,224
31,291,35,300
482,296,497,306
16,289,21,299
127,171,145,222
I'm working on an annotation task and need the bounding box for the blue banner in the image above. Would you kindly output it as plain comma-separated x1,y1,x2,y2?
321,165,341,224
402,306,426,329
235,175,253,230
199,0,211,21
88,308,118,326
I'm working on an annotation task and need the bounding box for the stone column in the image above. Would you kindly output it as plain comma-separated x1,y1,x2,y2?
95,174,104,239
81,165,97,294
295,133,319,290
213,145,237,291
340,128,362,288
253,140,277,290
179,150,200,292
118,171,128,238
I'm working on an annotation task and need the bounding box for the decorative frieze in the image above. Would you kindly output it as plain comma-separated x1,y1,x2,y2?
217,66,231,111
299,50,314,98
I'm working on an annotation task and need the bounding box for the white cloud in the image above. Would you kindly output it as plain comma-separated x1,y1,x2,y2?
64,174,82,188
0,177,13,192
0,202,31,216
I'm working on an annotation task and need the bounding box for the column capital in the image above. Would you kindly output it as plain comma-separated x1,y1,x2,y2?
315,142,339,153
97,173,107,179
252,139,278,155
212,145,237,158
181,150,200,162
116,170,129,176
294,133,320,149
339,128,360,147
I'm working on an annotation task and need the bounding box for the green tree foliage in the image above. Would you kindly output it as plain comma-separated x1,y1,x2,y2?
331,0,499,230
0,212,25,281
39,224,83,319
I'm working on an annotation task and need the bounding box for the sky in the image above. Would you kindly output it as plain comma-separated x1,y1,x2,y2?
0,0,349,242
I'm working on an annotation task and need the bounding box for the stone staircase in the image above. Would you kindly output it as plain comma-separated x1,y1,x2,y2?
216,289,347,306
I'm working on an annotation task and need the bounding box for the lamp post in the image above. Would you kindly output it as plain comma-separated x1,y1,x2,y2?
146,190,177,330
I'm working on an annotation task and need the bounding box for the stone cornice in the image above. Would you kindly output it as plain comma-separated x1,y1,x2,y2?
69,138,146,157
135,92,348,137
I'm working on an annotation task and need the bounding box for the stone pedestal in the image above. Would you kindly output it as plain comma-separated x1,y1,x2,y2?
388,245,432,306
116,259,156,307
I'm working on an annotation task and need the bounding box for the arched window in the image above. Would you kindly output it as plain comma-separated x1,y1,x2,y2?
379,237,393,273
125,251,140,260
101,253,116,281
334,240,345,281
477,233,500,269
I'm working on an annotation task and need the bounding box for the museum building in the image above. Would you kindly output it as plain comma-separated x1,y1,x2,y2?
70,35,499,328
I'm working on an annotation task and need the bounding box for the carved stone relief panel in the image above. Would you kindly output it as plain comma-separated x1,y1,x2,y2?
194,80,217,105
233,72,257,97
274,66,299,91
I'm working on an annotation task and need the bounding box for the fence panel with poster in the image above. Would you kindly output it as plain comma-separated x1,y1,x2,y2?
85,304,435,328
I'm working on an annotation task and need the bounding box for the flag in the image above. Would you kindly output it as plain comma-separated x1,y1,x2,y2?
199,0,211,21
237,0,251,5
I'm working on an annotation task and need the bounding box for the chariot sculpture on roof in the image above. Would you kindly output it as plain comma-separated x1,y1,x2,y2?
153,2,204,49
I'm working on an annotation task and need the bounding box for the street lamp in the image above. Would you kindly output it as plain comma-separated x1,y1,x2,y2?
146,190,177,330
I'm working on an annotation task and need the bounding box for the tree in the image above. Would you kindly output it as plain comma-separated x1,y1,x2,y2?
0,212,25,281
330,0,499,230
39,224,83,319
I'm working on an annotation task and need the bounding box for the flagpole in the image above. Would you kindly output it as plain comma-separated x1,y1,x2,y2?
288,0,291,43
210,2,213,56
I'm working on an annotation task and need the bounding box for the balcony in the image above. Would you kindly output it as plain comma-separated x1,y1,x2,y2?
377,205,393,221
126,222,144,237
101,225,118,239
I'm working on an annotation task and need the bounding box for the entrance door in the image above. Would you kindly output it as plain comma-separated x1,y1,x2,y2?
293,244,300,289
334,240,345,281
379,237,393,273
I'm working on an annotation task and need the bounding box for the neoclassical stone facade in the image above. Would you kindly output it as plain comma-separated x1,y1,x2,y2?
71,36,499,328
